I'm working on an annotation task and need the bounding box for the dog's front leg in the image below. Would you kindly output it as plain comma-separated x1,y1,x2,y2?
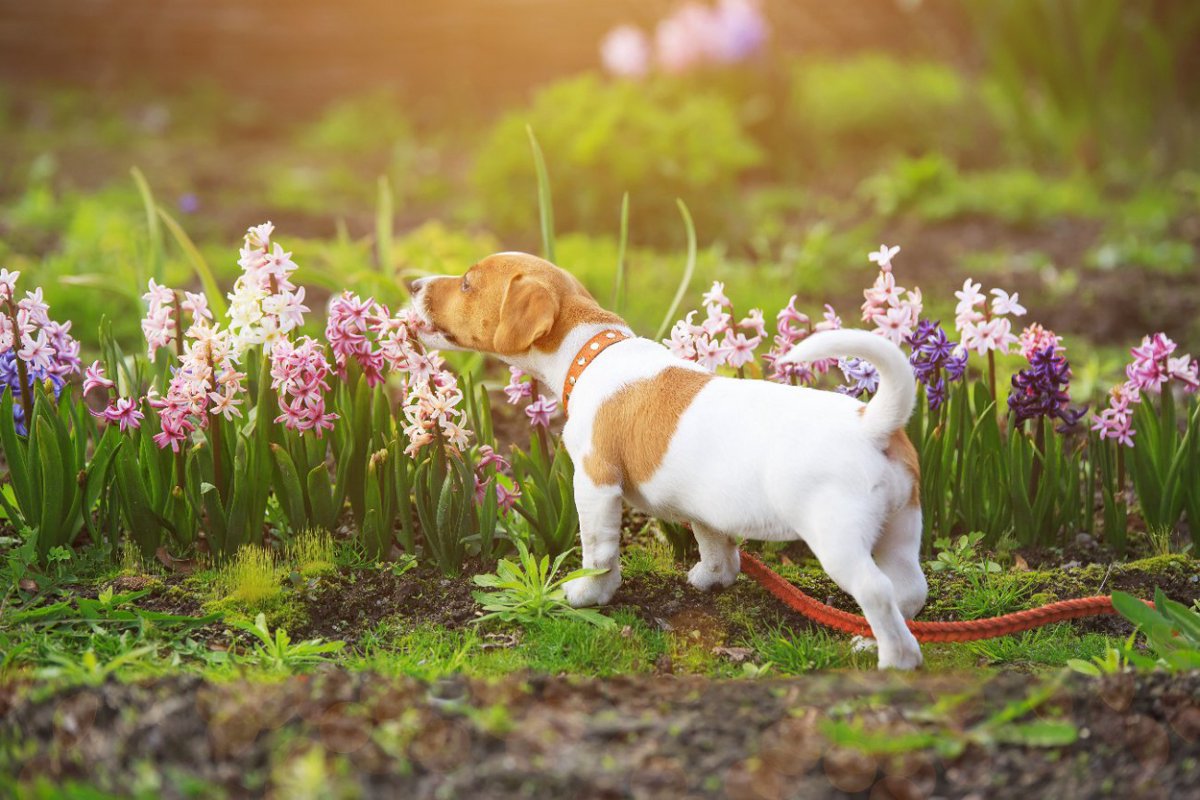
562,475,623,608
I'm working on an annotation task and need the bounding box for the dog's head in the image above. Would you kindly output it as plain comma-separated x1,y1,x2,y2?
408,252,622,356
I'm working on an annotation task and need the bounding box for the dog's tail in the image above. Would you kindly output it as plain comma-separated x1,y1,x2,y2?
778,329,916,443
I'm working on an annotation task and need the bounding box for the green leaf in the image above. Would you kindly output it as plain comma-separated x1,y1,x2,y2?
306,463,337,532
612,191,630,313
82,427,122,539
1111,590,1162,631
992,720,1077,748
157,207,228,318
34,416,68,552
270,444,307,532
1157,596,1200,647
376,174,394,276
1066,659,1101,677
527,125,556,263
0,388,31,519
130,166,165,284
114,445,167,556
653,199,697,340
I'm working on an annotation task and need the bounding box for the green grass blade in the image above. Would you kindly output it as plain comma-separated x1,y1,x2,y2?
130,166,165,285
612,192,630,314
157,207,228,318
377,174,395,278
653,200,697,341
527,125,556,263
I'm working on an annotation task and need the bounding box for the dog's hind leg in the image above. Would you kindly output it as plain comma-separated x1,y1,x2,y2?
687,523,740,591
801,496,923,670
563,475,624,608
873,505,927,620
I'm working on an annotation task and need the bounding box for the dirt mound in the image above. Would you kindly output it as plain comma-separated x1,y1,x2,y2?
4,670,1198,799
292,567,481,645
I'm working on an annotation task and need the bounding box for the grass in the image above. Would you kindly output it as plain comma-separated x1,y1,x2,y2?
965,625,1112,669
747,626,863,674
0,530,1192,722
349,611,668,679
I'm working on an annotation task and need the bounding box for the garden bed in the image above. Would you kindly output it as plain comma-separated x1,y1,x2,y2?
5,669,1198,799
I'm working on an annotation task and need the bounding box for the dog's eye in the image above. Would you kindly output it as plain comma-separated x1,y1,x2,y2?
461,275,471,292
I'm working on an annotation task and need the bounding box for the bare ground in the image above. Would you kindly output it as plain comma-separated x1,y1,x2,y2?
2,670,1198,799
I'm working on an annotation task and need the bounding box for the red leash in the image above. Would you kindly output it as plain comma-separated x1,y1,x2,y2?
739,550,1133,643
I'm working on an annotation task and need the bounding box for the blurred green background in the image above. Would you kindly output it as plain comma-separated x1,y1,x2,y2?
0,0,1197,376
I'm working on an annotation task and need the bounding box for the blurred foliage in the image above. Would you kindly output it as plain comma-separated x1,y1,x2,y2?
473,74,762,245
859,154,1103,225
967,0,1200,169
263,90,452,216
295,91,415,153
784,55,982,168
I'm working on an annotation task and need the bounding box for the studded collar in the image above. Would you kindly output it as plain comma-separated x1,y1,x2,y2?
561,330,631,417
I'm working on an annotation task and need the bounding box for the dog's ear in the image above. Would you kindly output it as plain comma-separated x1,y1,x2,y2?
493,273,560,354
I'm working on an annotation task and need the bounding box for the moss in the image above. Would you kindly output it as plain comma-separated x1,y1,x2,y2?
1120,554,1193,577
202,545,298,628
215,546,284,607
285,531,337,579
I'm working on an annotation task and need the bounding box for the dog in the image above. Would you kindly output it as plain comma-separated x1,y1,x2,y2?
409,252,926,669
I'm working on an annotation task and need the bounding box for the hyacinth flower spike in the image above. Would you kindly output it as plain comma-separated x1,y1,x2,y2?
0,269,83,434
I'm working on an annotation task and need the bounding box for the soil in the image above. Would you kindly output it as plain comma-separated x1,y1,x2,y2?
292,566,482,645
266,550,1200,651
3,669,1198,799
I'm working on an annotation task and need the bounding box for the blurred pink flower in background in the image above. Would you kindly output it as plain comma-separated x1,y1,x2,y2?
656,4,715,74
711,0,769,62
604,0,767,77
600,24,650,78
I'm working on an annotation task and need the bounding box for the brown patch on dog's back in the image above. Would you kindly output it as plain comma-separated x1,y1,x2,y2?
584,368,713,487
886,429,921,506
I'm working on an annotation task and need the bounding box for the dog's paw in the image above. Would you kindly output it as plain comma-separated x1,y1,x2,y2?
686,554,740,592
876,642,924,671
563,573,619,608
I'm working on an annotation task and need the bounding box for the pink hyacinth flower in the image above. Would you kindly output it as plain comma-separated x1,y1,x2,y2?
496,481,522,513
525,395,558,428
101,398,144,432
83,361,115,395
868,244,900,272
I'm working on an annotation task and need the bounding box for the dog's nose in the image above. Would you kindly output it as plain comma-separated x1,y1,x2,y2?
406,277,429,295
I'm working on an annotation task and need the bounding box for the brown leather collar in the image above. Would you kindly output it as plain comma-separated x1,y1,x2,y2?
561,330,631,417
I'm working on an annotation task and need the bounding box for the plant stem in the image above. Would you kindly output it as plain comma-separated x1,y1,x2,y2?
987,348,997,406
1029,415,1045,542
1117,442,1127,507
206,340,224,498
528,378,552,463
5,300,34,428
171,292,187,490
171,292,186,359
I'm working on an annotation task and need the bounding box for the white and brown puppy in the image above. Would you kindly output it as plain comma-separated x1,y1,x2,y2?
410,252,926,669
